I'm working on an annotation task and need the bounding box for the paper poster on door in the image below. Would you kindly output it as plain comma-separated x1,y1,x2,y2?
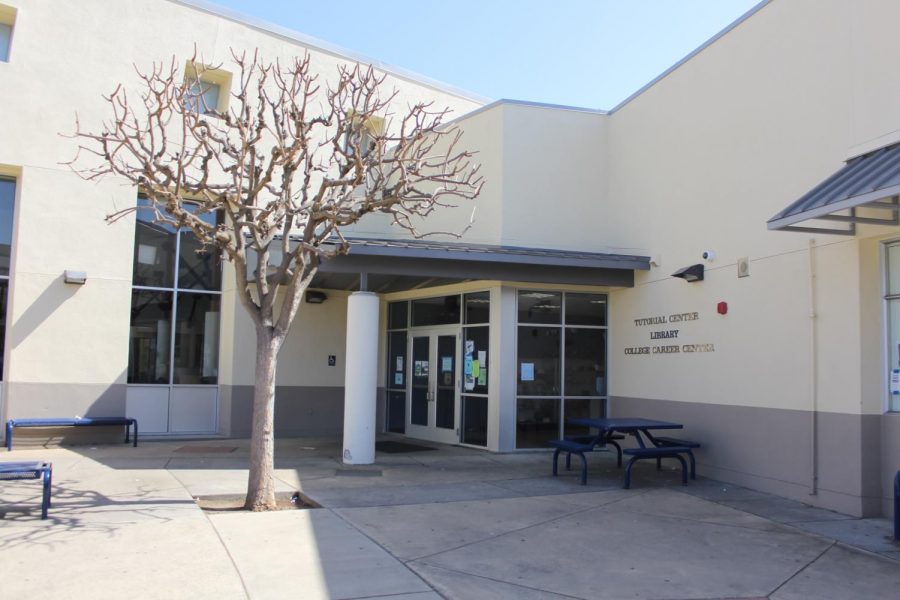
478,350,487,369
414,360,429,376
441,356,452,372
520,362,534,381
891,368,900,395
394,372,403,386
472,360,480,378
396,356,404,372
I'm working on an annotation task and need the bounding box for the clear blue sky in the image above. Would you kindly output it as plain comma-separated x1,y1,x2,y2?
210,0,763,109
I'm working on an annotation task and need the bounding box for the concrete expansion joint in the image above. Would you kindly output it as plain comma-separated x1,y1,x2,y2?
766,540,836,598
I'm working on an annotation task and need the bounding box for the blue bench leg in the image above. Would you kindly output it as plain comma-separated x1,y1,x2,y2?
578,452,587,485
675,454,688,485
41,465,52,519
565,452,572,471
133,421,138,447
6,421,12,451
656,457,662,470
608,440,622,467
623,456,638,489
687,450,696,480
552,448,562,477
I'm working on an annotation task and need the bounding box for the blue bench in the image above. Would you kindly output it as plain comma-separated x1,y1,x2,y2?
649,436,700,479
0,461,52,519
567,433,626,467
549,439,595,485
6,417,138,451
622,446,692,489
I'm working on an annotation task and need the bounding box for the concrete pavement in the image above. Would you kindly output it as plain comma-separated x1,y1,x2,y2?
1,437,898,599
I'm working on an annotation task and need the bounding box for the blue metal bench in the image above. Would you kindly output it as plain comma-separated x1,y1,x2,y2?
549,439,595,485
647,435,699,479
622,446,691,489
6,417,138,451
567,433,626,467
0,461,52,519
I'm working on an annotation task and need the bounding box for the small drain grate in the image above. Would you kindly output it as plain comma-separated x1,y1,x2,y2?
335,469,383,477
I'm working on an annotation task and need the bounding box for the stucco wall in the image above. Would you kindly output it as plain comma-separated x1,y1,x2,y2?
0,0,483,425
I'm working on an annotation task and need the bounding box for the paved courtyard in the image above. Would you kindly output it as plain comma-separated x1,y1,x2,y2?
1,437,899,599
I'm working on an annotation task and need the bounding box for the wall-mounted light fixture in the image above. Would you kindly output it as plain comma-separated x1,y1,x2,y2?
671,264,704,283
305,290,328,304
64,270,87,285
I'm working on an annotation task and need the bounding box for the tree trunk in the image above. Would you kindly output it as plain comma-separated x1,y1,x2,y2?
245,328,280,511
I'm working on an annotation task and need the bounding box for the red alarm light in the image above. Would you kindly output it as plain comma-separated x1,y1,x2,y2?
717,301,728,315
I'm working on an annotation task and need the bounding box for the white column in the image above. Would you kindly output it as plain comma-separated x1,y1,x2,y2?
342,291,379,465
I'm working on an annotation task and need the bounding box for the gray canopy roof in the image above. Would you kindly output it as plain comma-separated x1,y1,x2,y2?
768,142,900,234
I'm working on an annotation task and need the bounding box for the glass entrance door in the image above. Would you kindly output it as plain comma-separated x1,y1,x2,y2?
407,328,459,444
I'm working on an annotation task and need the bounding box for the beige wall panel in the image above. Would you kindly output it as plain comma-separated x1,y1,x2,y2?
501,105,608,251
610,250,811,411
8,274,130,383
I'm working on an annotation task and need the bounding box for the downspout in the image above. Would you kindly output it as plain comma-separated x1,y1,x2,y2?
808,238,819,495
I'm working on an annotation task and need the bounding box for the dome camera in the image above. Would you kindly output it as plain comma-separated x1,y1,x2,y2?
702,250,716,262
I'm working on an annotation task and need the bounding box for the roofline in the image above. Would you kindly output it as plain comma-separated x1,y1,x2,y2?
767,183,900,230
443,98,608,127
166,0,491,106
608,0,773,114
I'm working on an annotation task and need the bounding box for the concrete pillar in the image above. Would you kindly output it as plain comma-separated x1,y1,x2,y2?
342,291,379,465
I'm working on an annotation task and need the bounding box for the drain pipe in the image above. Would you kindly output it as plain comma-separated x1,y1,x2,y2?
808,238,819,496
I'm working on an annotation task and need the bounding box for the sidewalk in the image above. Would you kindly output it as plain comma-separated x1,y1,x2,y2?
1,437,898,599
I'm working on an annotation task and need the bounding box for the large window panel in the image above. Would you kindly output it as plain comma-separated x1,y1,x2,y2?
464,291,490,324
565,293,607,326
411,295,460,326
133,199,176,288
463,326,489,394
564,328,607,397
178,226,221,290
518,290,562,324
563,398,606,439
462,395,488,447
517,326,560,396
0,178,15,277
129,290,173,384
516,398,560,449
173,293,220,384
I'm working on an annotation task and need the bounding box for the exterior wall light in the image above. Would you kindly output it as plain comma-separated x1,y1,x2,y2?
305,290,327,304
64,270,87,285
671,264,704,282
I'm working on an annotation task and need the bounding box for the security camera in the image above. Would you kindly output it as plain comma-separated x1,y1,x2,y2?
702,250,716,262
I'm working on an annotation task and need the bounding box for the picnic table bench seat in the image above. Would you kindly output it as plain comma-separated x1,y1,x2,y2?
566,433,626,467
0,461,52,519
549,439,595,485
622,446,693,489
6,417,138,451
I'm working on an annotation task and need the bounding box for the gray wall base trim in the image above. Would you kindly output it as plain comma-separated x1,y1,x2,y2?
223,385,345,438
611,395,886,518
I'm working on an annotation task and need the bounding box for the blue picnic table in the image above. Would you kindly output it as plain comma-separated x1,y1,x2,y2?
553,417,699,487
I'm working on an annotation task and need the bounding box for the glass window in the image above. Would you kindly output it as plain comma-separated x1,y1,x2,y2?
387,331,407,390
411,294,460,326
516,398,560,449
517,326,560,396
0,279,7,378
563,398,606,439
889,245,900,297
462,396,488,447
173,293,220,384
564,328,607,396
178,214,221,291
133,199,176,288
565,293,607,326
464,291,490,324
388,301,408,330
0,178,14,277
463,326,489,394
518,290,561,324
0,23,11,63
185,80,221,114
387,391,406,434
128,290,173,384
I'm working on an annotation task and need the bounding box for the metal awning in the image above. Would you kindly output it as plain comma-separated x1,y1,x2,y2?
768,142,900,235
312,238,650,293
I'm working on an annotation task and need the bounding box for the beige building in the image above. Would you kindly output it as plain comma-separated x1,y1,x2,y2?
1,0,899,518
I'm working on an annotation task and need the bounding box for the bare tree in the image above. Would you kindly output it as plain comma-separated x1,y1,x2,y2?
68,50,482,511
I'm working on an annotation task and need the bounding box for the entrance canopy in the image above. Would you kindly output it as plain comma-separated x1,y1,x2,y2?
768,142,900,235
313,238,650,293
